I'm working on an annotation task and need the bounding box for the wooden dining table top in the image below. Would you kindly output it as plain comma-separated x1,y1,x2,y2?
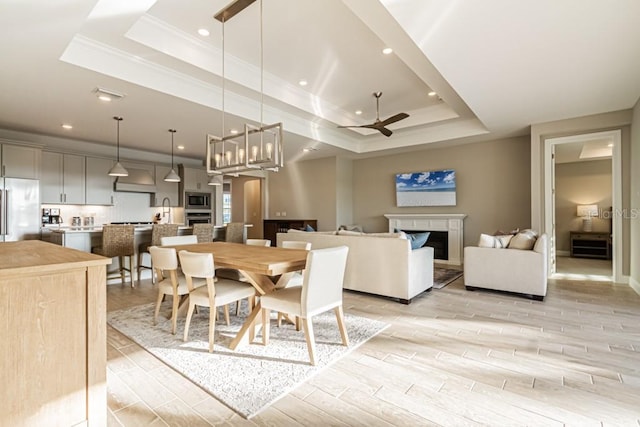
162,241,308,276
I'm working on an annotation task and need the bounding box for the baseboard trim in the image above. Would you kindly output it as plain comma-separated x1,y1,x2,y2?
630,276,640,296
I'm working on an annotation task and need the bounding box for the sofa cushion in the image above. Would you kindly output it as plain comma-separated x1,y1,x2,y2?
508,229,538,250
478,233,512,248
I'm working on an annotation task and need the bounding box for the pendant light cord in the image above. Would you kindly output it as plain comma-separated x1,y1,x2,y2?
260,0,263,128
169,129,176,168
114,116,123,161
221,18,226,137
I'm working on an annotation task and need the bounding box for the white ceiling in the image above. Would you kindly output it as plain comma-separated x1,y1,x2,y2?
1,0,639,165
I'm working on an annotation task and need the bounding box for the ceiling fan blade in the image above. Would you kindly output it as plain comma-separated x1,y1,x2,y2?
378,127,393,137
379,112,409,127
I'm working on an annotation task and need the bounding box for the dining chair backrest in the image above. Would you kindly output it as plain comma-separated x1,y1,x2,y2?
99,225,135,257
161,235,198,246
225,222,246,243
246,238,271,247
178,250,215,279
281,240,311,250
301,246,349,317
148,246,178,271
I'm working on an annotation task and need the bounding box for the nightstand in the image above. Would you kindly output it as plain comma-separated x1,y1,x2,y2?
570,231,611,259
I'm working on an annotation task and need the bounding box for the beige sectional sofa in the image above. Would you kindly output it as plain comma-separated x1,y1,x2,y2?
463,233,548,300
276,230,434,304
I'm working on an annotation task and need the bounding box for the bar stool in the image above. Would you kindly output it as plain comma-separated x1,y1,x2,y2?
225,222,246,243
192,223,214,243
137,224,179,284
92,224,136,287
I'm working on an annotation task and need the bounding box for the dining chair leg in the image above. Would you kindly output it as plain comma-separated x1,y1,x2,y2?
334,305,350,346
117,256,125,286
235,301,241,316
183,302,196,342
208,307,216,353
171,292,180,335
223,304,231,326
261,308,270,345
301,317,316,366
153,290,164,325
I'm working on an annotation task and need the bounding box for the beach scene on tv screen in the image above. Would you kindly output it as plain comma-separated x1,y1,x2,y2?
396,169,456,206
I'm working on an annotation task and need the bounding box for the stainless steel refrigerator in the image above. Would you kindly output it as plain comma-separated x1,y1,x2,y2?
0,178,40,241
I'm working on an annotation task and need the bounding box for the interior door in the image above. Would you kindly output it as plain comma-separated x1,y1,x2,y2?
549,146,557,274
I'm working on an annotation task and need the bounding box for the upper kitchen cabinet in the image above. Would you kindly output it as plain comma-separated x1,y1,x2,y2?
85,157,114,205
152,165,180,207
1,144,40,179
41,152,85,204
181,165,209,191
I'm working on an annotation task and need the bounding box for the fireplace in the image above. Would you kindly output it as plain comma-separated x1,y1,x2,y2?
402,230,449,260
385,213,467,265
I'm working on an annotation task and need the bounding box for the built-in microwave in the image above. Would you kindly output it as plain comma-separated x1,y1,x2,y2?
184,191,211,210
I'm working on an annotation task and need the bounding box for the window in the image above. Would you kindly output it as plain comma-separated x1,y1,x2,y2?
222,182,231,224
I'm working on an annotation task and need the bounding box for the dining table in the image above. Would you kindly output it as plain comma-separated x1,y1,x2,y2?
162,241,308,350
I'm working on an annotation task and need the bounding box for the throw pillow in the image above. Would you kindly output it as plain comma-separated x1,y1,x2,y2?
304,224,315,232
478,233,512,248
508,229,538,250
406,231,430,250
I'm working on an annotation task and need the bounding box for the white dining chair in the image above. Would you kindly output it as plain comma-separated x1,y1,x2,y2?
149,246,206,335
260,246,350,365
246,238,271,247
280,240,312,250
178,250,257,353
160,234,198,246
276,240,312,326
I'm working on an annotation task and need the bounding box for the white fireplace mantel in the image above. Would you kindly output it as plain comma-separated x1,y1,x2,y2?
384,213,467,265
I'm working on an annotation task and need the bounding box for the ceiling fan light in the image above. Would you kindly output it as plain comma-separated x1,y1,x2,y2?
163,168,181,182
108,162,129,177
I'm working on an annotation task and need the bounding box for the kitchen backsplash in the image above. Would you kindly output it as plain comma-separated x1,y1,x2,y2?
42,192,185,226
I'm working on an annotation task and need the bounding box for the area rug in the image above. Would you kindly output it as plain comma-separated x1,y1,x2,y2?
433,267,464,289
107,302,388,418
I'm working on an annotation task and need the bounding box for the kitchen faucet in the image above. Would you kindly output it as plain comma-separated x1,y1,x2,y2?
162,197,171,224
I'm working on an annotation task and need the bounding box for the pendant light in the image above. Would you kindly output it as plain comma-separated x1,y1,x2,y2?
108,116,128,177
164,129,181,182
207,174,223,186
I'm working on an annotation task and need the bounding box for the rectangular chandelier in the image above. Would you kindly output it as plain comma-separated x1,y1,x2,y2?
206,122,283,174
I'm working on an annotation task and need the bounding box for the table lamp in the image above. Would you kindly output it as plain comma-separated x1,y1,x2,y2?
576,204,598,232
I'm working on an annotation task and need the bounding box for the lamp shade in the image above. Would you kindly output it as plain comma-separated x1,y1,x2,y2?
108,161,129,177
163,168,180,182
576,204,598,217
208,174,223,186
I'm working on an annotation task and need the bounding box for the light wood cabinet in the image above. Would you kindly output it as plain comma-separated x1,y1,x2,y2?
1,144,40,179
41,151,85,204
85,156,115,205
152,165,180,207
0,241,110,426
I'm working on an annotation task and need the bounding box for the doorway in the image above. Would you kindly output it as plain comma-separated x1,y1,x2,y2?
544,130,622,282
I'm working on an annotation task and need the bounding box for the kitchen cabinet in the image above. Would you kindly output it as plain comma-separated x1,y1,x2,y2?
152,165,180,207
182,166,209,191
41,151,85,204
1,143,40,179
85,156,115,205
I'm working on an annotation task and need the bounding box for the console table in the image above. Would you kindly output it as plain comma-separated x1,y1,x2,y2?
570,231,611,259
263,219,317,244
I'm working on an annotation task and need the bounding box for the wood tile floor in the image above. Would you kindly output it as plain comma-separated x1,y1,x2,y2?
107,275,640,426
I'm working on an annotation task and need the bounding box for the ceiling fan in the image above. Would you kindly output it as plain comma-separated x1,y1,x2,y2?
338,92,409,137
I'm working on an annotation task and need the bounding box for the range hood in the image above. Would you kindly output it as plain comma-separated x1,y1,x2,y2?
114,168,157,193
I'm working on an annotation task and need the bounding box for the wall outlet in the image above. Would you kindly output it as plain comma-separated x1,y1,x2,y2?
282,211,287,217
275,212,281,217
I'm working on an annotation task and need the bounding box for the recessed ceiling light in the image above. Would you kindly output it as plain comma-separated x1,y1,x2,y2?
607,143,614,147
230,129,238,135
177,145,185,150
98,95,112,102
61,124,73,130
382,47,393,55
298,79,308,86
94,87,125,102
355,110,362,115
198,28,210,37
428,91,437,96
303,147,318,152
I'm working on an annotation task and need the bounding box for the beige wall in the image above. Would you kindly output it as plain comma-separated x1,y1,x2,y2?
229,175,263,238
352,136,532,247
266,157,338,230
530,111,633,276
555,160,612,253
631,100,640,289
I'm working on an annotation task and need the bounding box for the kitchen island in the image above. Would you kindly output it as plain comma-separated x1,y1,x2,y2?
0,240,111,426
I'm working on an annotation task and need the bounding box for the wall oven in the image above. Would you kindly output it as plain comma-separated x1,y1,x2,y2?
184,191,211,210
185,211,212,226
